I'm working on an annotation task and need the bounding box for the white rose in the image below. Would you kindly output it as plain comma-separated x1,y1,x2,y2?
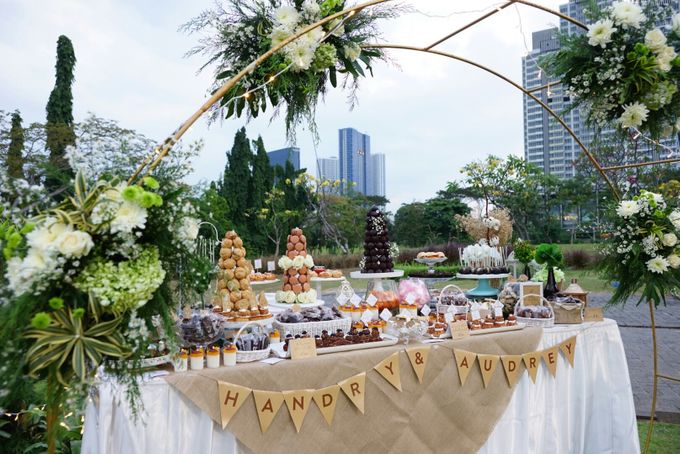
668,254,680,268
303,254,314,268
616,200,641,218
57,230,94,258
645,28,667,52
587,19,616,48
673,14,680,35
275,291,285,303
26,221,71,252
278,256,292,270
663,233,678,247
670,210,680,229
292,255,305,269
656,45,677,72
284,291,297,304
297,292,308,304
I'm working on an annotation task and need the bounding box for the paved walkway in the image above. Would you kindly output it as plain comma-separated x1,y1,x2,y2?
589,293,680,421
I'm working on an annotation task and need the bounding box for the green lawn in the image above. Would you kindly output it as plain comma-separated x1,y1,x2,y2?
639,422,680,453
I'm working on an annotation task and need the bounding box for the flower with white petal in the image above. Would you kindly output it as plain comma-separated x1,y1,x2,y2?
663,233,678,247
647,256,670,274
301,0,320,20
308,289,317,302
179,217,200,242
278,256,293,270
645,28,667,52
292,255,305,269
673,14,680,35
270,27,291,48
616,200,640,218
343,42,361,62
618,102,649,128
26,220,71,252
274,6,300,32
284,291,296,304
668,254,680,268
656,45,677,72
303,254,314,268
669,210,680,229
110,201,147,234
285,39,317,71
328,19,345,37
57,230,94,258
587,19,617,48
611,1,646,29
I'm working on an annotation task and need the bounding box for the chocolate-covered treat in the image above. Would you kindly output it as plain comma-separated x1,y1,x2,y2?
360,206,394,273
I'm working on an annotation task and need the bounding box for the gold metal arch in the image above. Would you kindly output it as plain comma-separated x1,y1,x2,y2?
124,2,679,451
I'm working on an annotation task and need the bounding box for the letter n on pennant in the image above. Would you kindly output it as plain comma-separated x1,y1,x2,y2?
283,390,313,433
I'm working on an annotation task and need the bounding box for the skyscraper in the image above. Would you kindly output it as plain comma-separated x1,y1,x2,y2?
317,156,339,181
522,0,680,179
371,153,386,198
338,127,371,193
267,147,300,170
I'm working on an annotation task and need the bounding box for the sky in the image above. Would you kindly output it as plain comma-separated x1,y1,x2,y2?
0,0,565,212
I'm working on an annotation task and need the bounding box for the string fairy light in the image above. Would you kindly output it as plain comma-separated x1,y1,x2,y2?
630,127,680,159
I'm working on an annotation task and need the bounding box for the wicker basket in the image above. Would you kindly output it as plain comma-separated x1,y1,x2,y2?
273,317,351,337
514,295,555,328
234,322,271,363
549,297,584,324
436,284,469,316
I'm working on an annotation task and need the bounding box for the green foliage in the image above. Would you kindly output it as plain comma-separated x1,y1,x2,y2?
7,110,25,179
535,243,564,268
222,127,253,227
45,35,76,189
513,239,535,265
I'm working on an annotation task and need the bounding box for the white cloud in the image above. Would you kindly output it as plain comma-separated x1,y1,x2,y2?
0,0,564,212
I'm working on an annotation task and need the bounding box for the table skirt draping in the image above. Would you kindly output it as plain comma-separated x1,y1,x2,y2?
82,319,640,454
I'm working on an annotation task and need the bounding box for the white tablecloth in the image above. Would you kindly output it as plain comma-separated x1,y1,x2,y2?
82,319,639,454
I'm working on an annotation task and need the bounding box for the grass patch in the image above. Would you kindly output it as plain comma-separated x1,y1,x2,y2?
558,243,600,253
639,421,680,453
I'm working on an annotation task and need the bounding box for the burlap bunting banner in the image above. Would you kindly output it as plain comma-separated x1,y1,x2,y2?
212,336,578,433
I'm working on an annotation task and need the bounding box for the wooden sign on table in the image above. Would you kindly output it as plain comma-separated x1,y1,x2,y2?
584,307,604,322
450,320,470,340
519,282,543,306
290,337,317,360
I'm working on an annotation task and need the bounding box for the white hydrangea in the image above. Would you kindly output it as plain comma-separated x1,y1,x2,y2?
587,19,617,48
618,102,649,128
615,200,640,218
6,247,59,296
610,1,646,29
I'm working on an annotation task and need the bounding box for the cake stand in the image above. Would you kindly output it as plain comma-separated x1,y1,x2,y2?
309,276,345,297
250,279,280,286
456,273,510,299
349,270,404,314
414,257,447,274
349,270,405,280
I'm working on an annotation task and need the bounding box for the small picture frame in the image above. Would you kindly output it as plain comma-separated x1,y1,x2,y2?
519,282,543,306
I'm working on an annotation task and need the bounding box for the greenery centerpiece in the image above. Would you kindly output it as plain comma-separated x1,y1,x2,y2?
600,190,680,306
544,0,680,138
512,239,535,278
0,144,211,452
182,0,401,141
534,243,564,299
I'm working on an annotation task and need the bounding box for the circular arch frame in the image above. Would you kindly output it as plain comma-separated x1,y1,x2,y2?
126,3,679,450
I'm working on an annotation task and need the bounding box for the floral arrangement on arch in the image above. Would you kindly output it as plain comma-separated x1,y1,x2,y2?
600,190,680,307
182,0,401,140
544,1,680,138
0,143,211,447
456,207,513,247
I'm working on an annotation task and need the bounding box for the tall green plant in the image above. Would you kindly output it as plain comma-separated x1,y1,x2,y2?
7,111,25,179
222,127,253,227
45,35,76,190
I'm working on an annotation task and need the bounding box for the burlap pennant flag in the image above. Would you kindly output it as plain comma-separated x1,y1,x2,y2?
217,381,252,429
559,336,577,367
523,351,542,383
501,354,524,388
453,349,477,387
283,389,314,433
253,390,284,434
312,385,340,426
338,372,366,414
406,346,431,384
477,354,500,388
374,351,402,391
542,346,559,377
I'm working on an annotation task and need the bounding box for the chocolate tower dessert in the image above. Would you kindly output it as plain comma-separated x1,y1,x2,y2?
361,206,394,273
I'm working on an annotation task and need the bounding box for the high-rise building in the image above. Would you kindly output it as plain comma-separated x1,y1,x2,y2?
317,156,339,181
267,147,300,170
522,0,679,179
338,127,371,194
371,153,386,198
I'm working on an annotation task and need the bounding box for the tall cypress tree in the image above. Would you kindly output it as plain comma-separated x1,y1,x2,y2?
7,111,25,179
222,127,253,227
45,35,76,189
249,136,273,210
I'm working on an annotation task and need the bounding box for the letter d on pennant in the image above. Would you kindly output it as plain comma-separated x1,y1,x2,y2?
312,385,340,426
217,381,252,430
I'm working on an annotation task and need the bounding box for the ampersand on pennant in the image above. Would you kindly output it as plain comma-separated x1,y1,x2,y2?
414,352,424,365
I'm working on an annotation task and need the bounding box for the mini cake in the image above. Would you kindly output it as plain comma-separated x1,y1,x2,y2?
361,206,394,273
507,314,517,326
222,344,237,367
482,320,494,329
177,349,188,372
470,320,482,330
206,346,220,368
190,348,204,370
269,329,281,344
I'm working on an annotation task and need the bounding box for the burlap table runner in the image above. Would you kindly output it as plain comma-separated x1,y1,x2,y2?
165,328,542,454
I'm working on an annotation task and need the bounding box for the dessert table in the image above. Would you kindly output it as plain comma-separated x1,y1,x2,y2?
82,319,639,454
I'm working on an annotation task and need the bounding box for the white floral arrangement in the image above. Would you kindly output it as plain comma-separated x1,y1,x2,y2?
275,289,318,304
278,253,314,271
601,190,680,307
545,1,680,137
459,243,505,269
